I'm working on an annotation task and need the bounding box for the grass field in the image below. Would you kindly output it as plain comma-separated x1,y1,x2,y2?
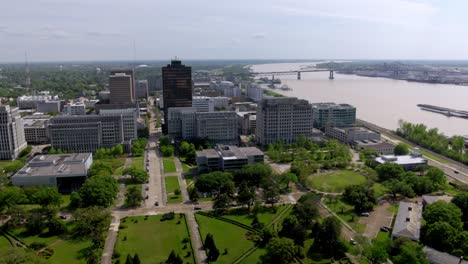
48,240,92,264
419,149,448,164
324,197,366,233
0,161,14,171
196,213,256,263
163,157,176,173
373,183,388,198
307,170,367,193
165,176,182,203
182,163,191,173
131,157,144,169
222,205,289,228
115,215,195,264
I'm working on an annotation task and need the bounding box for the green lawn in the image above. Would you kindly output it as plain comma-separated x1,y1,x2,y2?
324,197,366,233
182,163,191,173
94,158,126,175
307,170,367,193
419,149,447,164
196,213,257,263
222,205,289,228
163,157,176,173
0,161,14,171
240,248,266,264
48,240,92,264
165,176,182,203
373,183,388,198
115,215,195,264
131,157,144,169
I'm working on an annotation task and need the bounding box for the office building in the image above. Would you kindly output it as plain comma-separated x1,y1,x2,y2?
256,97,313,145
211,81,241,97
212,97,230,108
391,202,422,241
109,69,135,104
100,108,137,141
168,108,238,144
63,103,86,115
49,115,125,153
36,101,61,113
12,153,93,193
311,103,356,130
192,96,214,112
353,140,394,155
196,144,264,171
237,112,256,135
135,80,149,100
17,95,58,109
0,105,27,160
167,107,197,140
23,114,50,144
162,59,192,132
196,111,238,144
325,126,380,143
98,90,111,101
375,149,428,170
246,83,263,102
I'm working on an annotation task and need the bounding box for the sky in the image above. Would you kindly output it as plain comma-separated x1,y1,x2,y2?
1,0,468,62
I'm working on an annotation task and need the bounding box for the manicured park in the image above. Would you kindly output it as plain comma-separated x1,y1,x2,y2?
307,170,367,193
115,214,195,264
163,157,176,173
131,157,144,169
165,176,182,203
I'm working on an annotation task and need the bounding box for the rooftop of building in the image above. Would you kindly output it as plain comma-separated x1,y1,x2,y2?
376,152,427,165
261,97,309,105
423,246,468,264
23,118,48,127
332,126,378,134
422,195,453,205
236,111,256,117
196,145,264,160
311,102,355,109
13,153,92,178
392,201,422,241
168,107,198,113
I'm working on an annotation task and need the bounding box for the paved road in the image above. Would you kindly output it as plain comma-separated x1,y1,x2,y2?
361,202,394,239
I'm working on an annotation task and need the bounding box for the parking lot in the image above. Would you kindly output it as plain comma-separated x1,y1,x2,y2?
360,201,395,239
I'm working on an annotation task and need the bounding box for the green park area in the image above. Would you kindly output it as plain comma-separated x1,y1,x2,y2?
163,157,176,173
324,197,366,233
195,205,291,263
131,157,144,169
115,214,195,264
182,163,192,173
307,170,367,193
165,176,182,203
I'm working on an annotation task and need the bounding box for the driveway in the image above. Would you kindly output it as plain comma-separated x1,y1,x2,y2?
360,201,394,239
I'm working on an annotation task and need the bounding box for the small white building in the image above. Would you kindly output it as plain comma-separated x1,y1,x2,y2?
391,201,422,241
64,103,86,115
192,96,214,112
375,150,428,170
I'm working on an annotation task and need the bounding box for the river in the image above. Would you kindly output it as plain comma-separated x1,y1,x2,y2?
251,62,468,137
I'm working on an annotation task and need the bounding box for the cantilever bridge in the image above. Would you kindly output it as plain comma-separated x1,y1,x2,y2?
251,69,335,80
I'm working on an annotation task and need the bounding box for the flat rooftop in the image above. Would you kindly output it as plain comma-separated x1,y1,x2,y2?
376,154,427,165
311,102,355,110
196,145,264,160
13,153,92,178
333,126,377,134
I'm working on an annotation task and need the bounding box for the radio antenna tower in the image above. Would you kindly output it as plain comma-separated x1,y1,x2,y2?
132,40,137,70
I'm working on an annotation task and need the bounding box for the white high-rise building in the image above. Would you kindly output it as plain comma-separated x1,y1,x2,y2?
64,103,86,115
256,97,313,145
0,105,27,160
100,108,138,141
246,83,263,102
192,96,214,112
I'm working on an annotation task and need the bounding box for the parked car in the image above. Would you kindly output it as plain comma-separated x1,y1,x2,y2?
454,170,459,174
350,238,357,245
361,212,370,217
145,195,149,199
154,201,159,206
145,187,149,191
380,226,390,232
194,207,202,211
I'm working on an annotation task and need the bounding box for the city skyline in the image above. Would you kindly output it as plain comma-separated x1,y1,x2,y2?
2,0,468,62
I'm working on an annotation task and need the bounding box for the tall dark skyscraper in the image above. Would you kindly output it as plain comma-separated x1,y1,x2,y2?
162,59,192,133
109,69,135,104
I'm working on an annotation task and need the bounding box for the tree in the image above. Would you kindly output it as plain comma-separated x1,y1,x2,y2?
292,201,319,228
204,233,215,251
123,167,148,184
451,135,465,153
188,186,200,202
452,192,468,222
112,144,124,156
125,254,133,264
69,191,82,208
195,171,233,194
424,221,458,252
343,184,376,213
279,215,307,245
375,163,404,181
364,239,390,264
125,185,143,207
166,250,183,264
88,161,113,177
72,207,111,243
425,167,446,187
394,143,409,155
160,145,174,157
233,163,272,186
204,233,220,262
31,187,62,208
78,175,119,207
384,179,415,198
236,181,256,210
0,187,27,211
311,216,345,258
261,176,280,206
159,135,170,146
132,254,141,264
423,201,463,229
260,237,297,264
391,238,428,264
179,141,196,164
280,172,298,190
213,193,232,211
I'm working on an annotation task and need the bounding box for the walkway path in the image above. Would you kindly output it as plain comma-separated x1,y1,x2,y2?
174,157,190,203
